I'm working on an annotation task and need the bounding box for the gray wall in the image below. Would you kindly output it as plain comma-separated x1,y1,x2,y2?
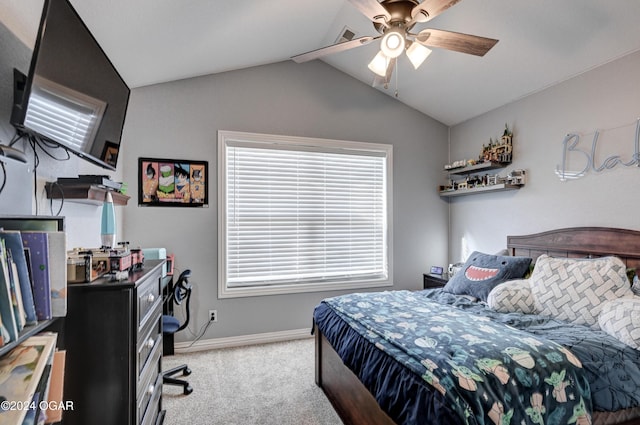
0,20,32,214
120,60,449,341
448,50,640,262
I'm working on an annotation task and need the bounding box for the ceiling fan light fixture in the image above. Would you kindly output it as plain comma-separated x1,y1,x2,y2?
380,27,405,58
406,42,432,69
368,50,390,77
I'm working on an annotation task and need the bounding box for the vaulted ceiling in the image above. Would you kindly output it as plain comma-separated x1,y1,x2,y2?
3,0,640,125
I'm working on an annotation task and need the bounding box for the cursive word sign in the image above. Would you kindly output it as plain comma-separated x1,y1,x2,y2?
555,119,640,181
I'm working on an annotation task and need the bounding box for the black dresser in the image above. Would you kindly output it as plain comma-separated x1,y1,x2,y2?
60,260,165,425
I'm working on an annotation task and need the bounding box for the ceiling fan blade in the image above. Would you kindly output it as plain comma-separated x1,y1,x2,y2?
407,5,429,27
291,36,377,63
416,29,498,56
348,0,390,24
415,0,462,22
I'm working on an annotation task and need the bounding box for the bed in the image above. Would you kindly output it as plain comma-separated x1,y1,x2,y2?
313,227,640,425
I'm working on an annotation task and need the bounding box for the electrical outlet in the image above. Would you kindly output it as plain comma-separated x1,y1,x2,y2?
209,309,218,322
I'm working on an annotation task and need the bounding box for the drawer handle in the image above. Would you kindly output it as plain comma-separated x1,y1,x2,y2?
147,384,155,395
146,338,155,349
146,293,155,303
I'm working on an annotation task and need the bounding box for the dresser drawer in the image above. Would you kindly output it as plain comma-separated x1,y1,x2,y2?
138,267,162,330
141,374,163,425
137,304,162,377
138,340,162,423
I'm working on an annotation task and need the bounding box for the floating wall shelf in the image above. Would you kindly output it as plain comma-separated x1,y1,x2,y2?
439,162,526,198
439,183,522,197
444,161,511,176
45,182,130,206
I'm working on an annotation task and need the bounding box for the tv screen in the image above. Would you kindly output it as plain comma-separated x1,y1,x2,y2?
11,0,130,171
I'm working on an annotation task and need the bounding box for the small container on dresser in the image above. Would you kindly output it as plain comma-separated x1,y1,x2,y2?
59,259,166,425
423,273,450,289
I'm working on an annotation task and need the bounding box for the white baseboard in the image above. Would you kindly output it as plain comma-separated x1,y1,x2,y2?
173,328,313,353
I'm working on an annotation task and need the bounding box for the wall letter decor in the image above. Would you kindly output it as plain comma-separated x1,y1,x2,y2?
555,118,640,181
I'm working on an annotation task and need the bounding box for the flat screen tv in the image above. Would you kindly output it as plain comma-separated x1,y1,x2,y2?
10,0,130,171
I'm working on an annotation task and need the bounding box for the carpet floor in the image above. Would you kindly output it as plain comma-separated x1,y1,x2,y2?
162,337,343,425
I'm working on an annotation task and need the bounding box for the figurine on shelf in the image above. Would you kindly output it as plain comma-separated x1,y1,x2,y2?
507,169,526,185
483,139,493,162
501,123,513,144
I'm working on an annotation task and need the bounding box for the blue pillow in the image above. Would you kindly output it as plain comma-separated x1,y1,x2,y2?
443,251,532,301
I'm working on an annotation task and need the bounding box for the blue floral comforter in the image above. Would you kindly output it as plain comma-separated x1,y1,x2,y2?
316,290,594,425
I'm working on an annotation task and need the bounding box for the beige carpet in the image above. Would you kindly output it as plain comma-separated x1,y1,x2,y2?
162,337,343,425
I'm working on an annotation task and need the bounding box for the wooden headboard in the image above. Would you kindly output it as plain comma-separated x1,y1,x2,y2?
507,227,640,270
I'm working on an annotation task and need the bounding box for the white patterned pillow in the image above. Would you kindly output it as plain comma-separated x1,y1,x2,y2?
487,279,535,314
598,298,640,349
530,255,634,328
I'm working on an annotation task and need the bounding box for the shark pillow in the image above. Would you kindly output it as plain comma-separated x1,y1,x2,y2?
443,251,532,302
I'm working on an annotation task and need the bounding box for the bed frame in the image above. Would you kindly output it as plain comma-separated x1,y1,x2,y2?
315,227,640,425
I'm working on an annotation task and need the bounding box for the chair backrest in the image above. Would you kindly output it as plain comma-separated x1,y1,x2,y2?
172,269,192,332
173,269,191,304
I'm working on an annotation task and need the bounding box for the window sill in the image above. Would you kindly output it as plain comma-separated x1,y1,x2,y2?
218,279,393,299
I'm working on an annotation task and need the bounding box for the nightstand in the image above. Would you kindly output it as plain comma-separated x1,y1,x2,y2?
423,273,449,289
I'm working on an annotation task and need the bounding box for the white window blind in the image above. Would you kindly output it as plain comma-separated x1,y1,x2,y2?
219,131,392,297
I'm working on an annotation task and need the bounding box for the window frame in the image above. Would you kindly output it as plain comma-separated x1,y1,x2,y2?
217,130,393,298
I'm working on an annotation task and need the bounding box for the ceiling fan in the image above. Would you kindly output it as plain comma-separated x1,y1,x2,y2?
292,0,498,86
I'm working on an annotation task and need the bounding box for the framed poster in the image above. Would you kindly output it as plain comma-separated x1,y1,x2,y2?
138,157,208,207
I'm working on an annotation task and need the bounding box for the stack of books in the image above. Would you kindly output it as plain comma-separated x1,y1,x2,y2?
0,230,67,346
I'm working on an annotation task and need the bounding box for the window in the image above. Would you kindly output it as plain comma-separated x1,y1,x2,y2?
218,131,393,298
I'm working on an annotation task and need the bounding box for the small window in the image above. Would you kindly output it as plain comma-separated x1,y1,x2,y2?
218,131,393,298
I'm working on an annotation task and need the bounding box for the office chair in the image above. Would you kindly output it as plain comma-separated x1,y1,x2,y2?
162,269,194,395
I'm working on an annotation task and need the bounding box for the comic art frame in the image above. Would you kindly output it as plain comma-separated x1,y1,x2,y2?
138,157,208,207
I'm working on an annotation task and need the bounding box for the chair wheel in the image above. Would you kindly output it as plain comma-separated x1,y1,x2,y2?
184,385,193,395
183,368,192,376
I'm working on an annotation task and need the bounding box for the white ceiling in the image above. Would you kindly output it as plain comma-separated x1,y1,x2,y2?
2,0,640,126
